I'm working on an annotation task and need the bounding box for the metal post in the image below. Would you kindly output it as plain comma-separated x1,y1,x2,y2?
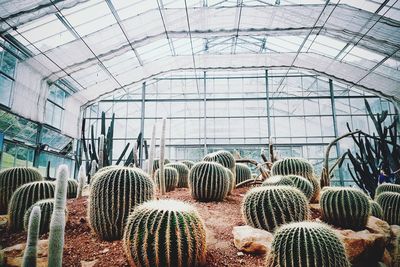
203,71,207,155
265,69,271,138
33,124,43,167
139,82,146,167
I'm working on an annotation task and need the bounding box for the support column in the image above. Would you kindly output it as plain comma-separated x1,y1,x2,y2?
33,124,43,167
139,82,146,167
265,69,271,138
203,71,207,155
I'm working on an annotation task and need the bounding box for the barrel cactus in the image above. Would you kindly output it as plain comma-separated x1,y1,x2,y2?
261,175,294,187
153,159,170,172
266,221,350,267
123,199,206,267
181,160,195,170
96,165,118,175
369,200,384,219
22,205,41,267
66,179,78,198
225,168,235,194
154,167,178,192
271,158,320,202
165,162,190,188
376,192,400,225
242,186,309,232
0,167,43,214
376,184,400,197
203,150,236,176
235,163,252,184
89,167,154,240
189,161,230,202
8,181,55,232
284,175,314,201
320,187,370,230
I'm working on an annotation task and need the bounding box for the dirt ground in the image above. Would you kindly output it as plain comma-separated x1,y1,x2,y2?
1,185,266,267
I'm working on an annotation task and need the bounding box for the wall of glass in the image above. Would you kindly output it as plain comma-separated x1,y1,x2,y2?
0,38,19,107
45,81,72,129
83,69,398,186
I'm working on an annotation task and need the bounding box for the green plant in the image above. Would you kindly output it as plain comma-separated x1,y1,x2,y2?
376,183,400,197
24,199,62,234
48,165,69,267
203,150,236,177
76,165,86,198
0,167,43,214
284,175,314,201
266,221,350,267
235,163,252,185
123,199,206,267
320,187,370,230
225,168,235,194
369,200,384,219
376,192,400,225
148,124,156,177
189,161,230,202
153,159,171,172
22,205,41,267
88,167,154,240
165,162,190,188
66,179,78,199
181,160,195,170
154,167,178,192
8,181,55,232
242,186,309,232
261,175,294,187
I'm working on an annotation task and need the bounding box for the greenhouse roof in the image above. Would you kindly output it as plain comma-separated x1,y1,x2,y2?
1,0,399,104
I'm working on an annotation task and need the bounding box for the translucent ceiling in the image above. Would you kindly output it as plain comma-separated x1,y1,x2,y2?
0,0,399,104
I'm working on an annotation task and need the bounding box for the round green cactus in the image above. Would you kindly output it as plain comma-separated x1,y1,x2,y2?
235,163,252,184
320,187,370,230
0,167,43,214
89,167,154,240
8,181,55,232
376,183,400,197
165,162,190,188
189,161,230,202
153,159,170,172
376,192,400,225
96,165,118,174
123,199,206,267
66,179,78,199
261,175,294,187
266,221,350,267
154,167,178,192
225,168,235,194
284,175,314,201
271,158,320,202
181,160,195,170
242,186,309,232
203,150,236,176
369,200,384,219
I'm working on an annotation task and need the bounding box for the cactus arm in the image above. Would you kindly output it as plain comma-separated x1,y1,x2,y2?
106,113,115,166
133,142,139,167
76,165,86,198
22,206,41,267
124,149,134,167
48,165,69,267
116,143,130,165
101,112,106,136
159,118,166,195
136,132,142,167
90,125,98,162
144,140,149,160
148,124,156,177
98,135,105,169
46,161,51,180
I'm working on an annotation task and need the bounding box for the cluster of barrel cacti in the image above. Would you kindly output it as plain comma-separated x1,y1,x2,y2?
154,167,178,192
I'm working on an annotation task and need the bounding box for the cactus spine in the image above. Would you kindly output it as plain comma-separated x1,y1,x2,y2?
159,118,166,195
376,192,400,225
376,184,400,197
24,199,59,234
235,163,252,185
165,162,190,188
155,167,178,192
8,181,55,232
242,186,309,232
266,222,350,267
48,165,69,267
22,206,41,267
0,167,43,214
320,187,370,230
261,175,294,187
148,124,156,177
123,199,206,267
89,167,154,240
76,165,86,198
369,200,384,219
181,160,195,170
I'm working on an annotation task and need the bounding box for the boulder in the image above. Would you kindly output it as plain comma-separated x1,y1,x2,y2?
1,239,48,267
232,225,273,254
389,225,400,266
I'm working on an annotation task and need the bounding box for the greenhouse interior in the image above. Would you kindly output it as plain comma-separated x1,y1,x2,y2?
0,0,399,266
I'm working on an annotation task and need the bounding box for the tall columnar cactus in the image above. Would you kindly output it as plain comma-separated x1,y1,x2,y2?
369,200,384,219
98,134,105,169
181,160,195,170
166,162,190,188
271,157,320,202
0,167,43,214
242,186,309,232
76,165,86,198
261,175,294,187
320,187,370,230
89,167,154,240
203,150,236,177
266,221,350,267
284,175,314,201
225,168,235,194
376,192,400,225
48,165,69,267
123,199,206,267
89,159,97,184
148,124,156,177
24,199,61,234
235,163,252,185
66,179,78,198
376,184,400,197
159,118,167,195
21,205,41,267
189,161,230,202
8,181,55,232
154,167,178,192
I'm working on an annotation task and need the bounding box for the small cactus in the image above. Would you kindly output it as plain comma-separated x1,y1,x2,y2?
376,192,400,225
203,150,236,176
369,200,384,219
123,199,206,267
22,206,41,267
8,181,55,232
376,184,400,197
76,165,86,198
165,162,190,188
154,167,178,192
189,161,230,202
242,186,309,232
181,160,195,170
66,179,78,198
89,167,154,240
235,163,252,184
48,165,69,267
261,175,294,187
320,187,370,230
266,221,350,267
0,167,43,214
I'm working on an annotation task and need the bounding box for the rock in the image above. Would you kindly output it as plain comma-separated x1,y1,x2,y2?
232,225,273,254
81,259,98,267
389,225,400,266
366,216,391,241
382,249,392,267
1,239,48,267
0,215,8,231
237,252,244,257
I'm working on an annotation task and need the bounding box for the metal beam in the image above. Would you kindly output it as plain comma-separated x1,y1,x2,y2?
139,82,146,167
